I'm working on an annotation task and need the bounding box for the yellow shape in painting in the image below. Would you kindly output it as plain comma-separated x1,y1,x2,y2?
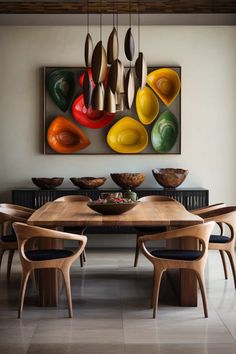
107,116,148,154
136,86,159,125
147,68,180,106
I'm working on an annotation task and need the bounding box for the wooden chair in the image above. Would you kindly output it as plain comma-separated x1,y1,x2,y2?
0,209,27,280
138,221,215,318
197,206,236,287
13,222,87,318
191,203,227,279
54,195,92,202
54,195,91,266
134,195,176,267
0,203,35,214
191,203,225,215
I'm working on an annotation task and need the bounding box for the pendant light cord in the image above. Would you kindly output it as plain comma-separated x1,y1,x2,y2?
100,0,102,41
87,0,89,34
138,0,140,53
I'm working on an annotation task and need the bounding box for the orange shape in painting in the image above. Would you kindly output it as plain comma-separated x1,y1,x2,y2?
47,116,90,153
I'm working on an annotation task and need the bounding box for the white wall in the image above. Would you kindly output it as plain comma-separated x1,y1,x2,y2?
0,26,236,204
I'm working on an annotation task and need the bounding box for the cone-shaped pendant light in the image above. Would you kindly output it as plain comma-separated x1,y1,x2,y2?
124,69,135,109
115,92,124,111
124,28,135,61
108,59,124,94
83,70,93,108
85,33,94,67
107,27,119,64
91,41,107,84
104,86,116,113
92,82,105,111
135,0,147,89
135,52,147,89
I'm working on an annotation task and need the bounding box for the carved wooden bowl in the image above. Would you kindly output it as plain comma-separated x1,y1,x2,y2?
32,177,64,189
70,177,106,189
87,201,138,215
110,173,145,189
152,168,188,188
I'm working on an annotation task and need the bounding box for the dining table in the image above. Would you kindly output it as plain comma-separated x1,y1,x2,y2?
27,199,203,307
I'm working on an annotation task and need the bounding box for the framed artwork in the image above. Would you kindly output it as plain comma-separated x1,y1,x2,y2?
43,66,181,155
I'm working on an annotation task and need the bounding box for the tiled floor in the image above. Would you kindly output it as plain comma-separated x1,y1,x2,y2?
0,248,236,353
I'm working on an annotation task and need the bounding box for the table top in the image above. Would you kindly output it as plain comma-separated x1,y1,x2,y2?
27,200,203,228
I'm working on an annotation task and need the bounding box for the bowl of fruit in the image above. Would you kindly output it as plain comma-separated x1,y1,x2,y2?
87,196,138,215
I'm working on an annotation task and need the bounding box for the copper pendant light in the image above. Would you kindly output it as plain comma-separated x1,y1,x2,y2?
124,68,135,109
92,82,105,111
107,27,119,64
104,86,116,113
83,70,92,108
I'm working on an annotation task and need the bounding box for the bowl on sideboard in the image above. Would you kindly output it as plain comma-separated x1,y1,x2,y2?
70,177,106,189
152,168,188,188
32,177,64,189
110,173,145,189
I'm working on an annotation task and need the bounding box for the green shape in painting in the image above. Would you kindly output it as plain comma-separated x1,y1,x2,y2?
47,70,75,112
151,110,178,153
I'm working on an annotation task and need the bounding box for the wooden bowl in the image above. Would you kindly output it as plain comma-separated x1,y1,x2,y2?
87,202,138,215
152,168,188,188
32,177,64,189
110,173,145,189
70,177,106,189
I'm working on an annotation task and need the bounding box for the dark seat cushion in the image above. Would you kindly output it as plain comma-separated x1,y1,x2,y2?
151,249,202,261
1,234,17,243
209,235,230,243
136,226,167,235
25,249,74,261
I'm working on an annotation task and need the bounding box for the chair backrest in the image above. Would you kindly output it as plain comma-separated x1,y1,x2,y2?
54,195,92,202
0,209,28,238
0,203,35,213
13,222,87,266
138,195,175,202
139,221,215,263
191,203,226,215
200,206,236,241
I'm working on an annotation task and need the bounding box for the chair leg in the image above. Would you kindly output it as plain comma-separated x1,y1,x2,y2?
80,254,84,267
7,249,15,281
219,250,228,279
226,250,236,289
0,249,5,273
152,266,164,319
18,270,31,318
195,270,208,318
134,235,140,267
82,250,86,262
61,267,73,318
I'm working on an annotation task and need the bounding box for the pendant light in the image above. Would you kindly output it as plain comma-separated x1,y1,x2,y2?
104,0,117,113
83,0,93,108
91,1,106,110
135,0,147,89
124,1,135,109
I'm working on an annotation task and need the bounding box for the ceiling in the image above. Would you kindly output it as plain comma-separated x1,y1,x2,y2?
0,1,236,14
0,1,235,26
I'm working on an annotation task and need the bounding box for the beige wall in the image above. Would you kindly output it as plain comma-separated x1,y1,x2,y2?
0,26,236,204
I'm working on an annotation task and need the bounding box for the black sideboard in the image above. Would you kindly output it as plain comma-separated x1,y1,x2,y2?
12,188,209,210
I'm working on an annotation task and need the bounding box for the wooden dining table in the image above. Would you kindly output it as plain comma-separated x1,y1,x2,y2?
27,200,203,307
